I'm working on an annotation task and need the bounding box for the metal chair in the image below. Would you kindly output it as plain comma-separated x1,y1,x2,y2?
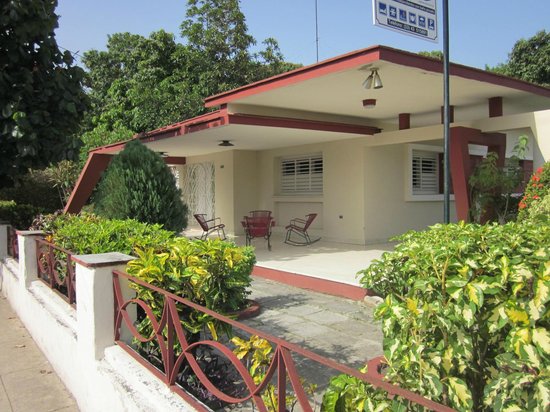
241,210,274,250
194,214,226,240
284,213,320,246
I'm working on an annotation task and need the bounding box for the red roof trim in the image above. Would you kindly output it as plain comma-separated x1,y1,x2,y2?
204,45,383,108
378,48,550,97
204,45,550,107
89,110,227,154
228,113,380,135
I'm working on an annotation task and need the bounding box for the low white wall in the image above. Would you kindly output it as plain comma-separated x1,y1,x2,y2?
0,227,198,412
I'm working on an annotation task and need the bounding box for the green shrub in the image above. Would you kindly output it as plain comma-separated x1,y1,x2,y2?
0,200,44,229
126,237,255,360
51,213,174,255
94,139,188,232
518,162,550,221
468,136,528,223
0,169,63,212
524,192,550,223
346,222,550,411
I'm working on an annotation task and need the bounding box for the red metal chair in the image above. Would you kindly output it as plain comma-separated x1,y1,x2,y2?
284,213,320,246
241,210,275,250
194,214,226,240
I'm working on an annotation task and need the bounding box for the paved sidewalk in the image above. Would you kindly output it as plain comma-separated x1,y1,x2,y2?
0,296,79,412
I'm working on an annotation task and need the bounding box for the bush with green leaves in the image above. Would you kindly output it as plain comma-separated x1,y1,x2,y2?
0,169,62,212
468,136,528,223
127,237,255,338
0,200,44,229
94,139,188,232
50,213,174,255
339,222,550,411
518,162,550,221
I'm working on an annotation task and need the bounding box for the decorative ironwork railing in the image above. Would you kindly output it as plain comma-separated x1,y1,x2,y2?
113,270,453,412
7,226,18,260
36,238,76,305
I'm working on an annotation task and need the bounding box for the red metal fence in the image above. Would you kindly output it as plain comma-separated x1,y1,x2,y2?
36,238,76,305
113,270,454,412
7,226,18,260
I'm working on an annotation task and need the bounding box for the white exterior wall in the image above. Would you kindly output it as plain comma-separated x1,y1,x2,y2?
363,144,457,243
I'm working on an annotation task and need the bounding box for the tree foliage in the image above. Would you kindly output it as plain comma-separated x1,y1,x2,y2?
81,0,300,139
0,0,88,186
94,140,188,232
488,30,550,87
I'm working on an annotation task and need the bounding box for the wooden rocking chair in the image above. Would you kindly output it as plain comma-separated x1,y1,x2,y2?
241,210,274,251
194,214,226,240
284,213,320,246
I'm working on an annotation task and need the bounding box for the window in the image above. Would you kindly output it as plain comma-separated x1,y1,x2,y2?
280,154,323,194
406,144,449,201
412,150,439,195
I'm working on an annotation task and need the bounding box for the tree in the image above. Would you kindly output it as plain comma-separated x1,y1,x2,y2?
0,0,89,187
79,0,300,161
94,140,188,232
418,50,443,60
487,30,550,86
180,0,300,96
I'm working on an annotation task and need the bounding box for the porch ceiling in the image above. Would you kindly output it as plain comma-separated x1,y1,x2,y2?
224,62,550,126
205,46,550,128
139,124,361,157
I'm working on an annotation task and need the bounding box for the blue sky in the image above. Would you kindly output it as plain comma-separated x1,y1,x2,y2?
55,1,549,70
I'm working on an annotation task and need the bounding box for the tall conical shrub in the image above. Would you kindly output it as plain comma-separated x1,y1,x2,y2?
95,140,188,232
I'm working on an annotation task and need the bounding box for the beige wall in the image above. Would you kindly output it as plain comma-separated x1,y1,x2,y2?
256,137,367,244
364,144,457,243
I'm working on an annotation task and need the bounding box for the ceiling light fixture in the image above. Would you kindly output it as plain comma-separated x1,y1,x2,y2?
218,140,234,147
362,68,383,89
362,99,377,109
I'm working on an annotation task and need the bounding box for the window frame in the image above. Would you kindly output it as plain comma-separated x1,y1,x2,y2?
405,144,451,202
279,153,323,196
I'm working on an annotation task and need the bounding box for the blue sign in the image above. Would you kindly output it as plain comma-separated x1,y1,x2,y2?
373,0,438,42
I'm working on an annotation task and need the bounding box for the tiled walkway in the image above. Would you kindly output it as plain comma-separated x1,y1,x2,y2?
0,295,78,412
243,277,384,390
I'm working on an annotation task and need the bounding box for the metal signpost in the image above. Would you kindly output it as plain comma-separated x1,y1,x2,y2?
373,0,450,222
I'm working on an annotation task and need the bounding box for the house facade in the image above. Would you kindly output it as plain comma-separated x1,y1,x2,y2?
66,45,550,244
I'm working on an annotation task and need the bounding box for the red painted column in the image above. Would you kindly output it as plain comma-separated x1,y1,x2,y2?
450,128,475,221
449,127,506,222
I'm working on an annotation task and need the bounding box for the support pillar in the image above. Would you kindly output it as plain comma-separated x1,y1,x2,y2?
17,230,45,287
73,253,134,361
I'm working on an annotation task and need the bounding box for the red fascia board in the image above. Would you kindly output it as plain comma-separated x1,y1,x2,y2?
228,113,380,135
204,46,383,108
89,110,227,155
378,48,550,98
204,45,550,108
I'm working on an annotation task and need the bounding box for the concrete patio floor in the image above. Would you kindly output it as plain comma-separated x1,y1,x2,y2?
183,228,394,299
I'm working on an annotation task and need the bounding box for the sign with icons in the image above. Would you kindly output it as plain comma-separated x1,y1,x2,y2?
373,0,438,42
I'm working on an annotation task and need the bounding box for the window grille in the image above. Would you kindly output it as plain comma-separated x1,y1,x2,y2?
280,154,323,194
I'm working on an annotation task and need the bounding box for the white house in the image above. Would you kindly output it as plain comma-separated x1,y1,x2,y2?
66,45,550,245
